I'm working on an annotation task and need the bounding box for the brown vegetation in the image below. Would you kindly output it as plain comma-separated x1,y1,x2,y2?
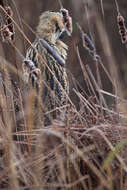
0,0,127,189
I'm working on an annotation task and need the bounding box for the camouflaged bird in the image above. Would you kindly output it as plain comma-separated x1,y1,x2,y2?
23,9,72,122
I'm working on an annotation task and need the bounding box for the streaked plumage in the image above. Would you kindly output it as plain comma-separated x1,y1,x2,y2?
23,10,72,121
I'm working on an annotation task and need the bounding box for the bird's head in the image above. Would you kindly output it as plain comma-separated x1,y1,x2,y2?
36,10,72,44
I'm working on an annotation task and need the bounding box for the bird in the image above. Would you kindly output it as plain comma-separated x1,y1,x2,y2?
23,9,72,124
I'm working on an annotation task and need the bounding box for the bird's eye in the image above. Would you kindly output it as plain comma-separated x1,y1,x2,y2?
59,31,66,39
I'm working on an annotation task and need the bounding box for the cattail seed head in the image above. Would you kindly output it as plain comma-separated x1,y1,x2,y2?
1,24,13,42
60,8,72,36
117,14,127,44
82,33,95,52
76,22,98,60
5,6,13,17
0,6,14,42
4,6,15,41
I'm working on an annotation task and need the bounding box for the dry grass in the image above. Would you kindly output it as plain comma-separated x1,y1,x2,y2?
0,0,127,190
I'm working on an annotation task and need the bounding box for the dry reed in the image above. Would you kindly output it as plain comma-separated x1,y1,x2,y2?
0,0,127,190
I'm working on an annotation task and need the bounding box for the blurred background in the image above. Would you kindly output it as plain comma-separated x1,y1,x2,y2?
1,0,127,106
